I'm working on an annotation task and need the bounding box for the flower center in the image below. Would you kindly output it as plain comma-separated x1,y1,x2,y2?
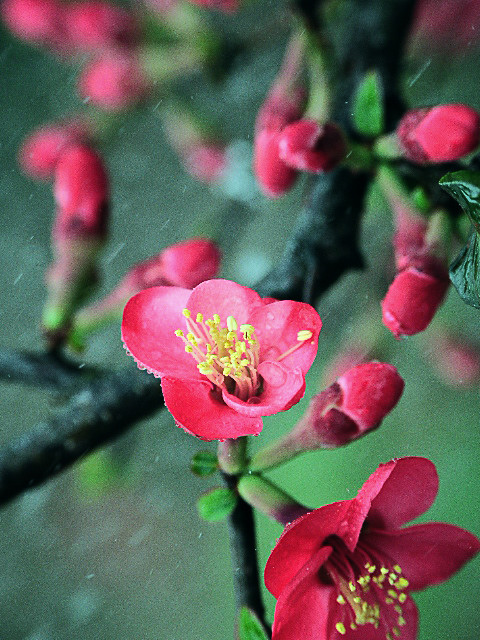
175,309,312,401
322,536,410,638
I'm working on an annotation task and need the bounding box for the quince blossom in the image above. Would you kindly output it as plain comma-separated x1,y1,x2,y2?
122,279,322,440
265,457,480,640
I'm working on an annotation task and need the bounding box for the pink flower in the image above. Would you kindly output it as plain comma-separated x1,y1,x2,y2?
19,121,88,180
397,105,480,164
158,238,222,288
78,54,149,111
64,1,138,52
122,279,322,440
265,456,480,640
278,120,346,173
53,144,109,241
184,143,227,184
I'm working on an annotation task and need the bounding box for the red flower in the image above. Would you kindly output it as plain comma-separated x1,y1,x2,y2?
265,457,480,640
278,120,346,173
1,0,63,45
397,105,480,164
122,279,322,440
64,1,138,52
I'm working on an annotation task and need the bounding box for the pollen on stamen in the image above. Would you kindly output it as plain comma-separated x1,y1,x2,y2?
335,622,346,635
182,308,191,318
175,329,184,337
297,329,313,341
337,594,346,604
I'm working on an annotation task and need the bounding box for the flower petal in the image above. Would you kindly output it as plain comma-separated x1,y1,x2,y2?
264,501,350,598
366,457,438,530
161,376,263,440
221,362,305,417
121,286,201,379
186,279,263,326
271,546,333,640
250,300,322,375
366,523,480,591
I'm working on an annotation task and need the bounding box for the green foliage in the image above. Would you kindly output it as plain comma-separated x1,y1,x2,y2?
191,451,218,477
237,607,269,640
196,488,237,522
440,170,480,308
352,70,384,137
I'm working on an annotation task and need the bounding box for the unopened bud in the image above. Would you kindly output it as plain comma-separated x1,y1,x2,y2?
78,53,149,111
427,332,480,388
19,121,88,180
1,0,63,45
64,1,138,52
53,145,109,241
382,266,450,338
397,105,480,164
278,120,346,173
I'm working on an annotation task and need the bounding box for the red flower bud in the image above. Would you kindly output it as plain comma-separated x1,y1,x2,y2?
184,143,227,184
397,104,480,164
19,121,88,180
78,54,149,111
410,0,480,52
158,237,222,288
428,332,480,388
1,0,63,44
64,1,137,52
53,145,109,241
278,119,346,173
381,266,449,338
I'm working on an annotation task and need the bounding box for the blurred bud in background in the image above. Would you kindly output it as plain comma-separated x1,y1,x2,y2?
278,120,346,173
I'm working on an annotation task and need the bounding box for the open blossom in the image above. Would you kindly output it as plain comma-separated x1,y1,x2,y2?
265,456,480,640
122,279,322,440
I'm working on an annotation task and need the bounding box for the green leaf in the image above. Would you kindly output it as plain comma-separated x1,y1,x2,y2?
196,488,237,522
352,70,384,137
449,229,480,309
237,607,269,640
439,170,480,233
190,451,218,477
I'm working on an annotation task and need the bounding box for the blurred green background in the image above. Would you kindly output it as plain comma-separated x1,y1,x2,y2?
1,2,479,639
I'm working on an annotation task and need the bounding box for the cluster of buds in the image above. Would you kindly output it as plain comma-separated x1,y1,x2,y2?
250,362,404,470
253,35,345,198
70,237,221,348
379,169,450,338
396,104,480,164
2,0,149,111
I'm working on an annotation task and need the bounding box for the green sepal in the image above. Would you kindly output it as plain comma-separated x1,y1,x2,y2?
190,451,218,477
440,170,480,308
237,607,269,640
196,487,237,522
352,70,384,137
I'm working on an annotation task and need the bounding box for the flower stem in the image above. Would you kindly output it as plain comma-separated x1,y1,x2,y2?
217,437,247,474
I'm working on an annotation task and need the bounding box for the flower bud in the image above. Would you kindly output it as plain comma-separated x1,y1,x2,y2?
409,0,480,53
278,119,346,173
64,1,137,52
397,105,480,164
1,0,63,45
427,332,480,388
78,53,149,111
19,121,88,180
53,144,109,241
184,143,227,183
250,363,404,469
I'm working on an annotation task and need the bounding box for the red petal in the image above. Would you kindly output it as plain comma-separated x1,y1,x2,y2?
186,279,263,326
250,300,322,375
270,546,333,640
366,523,480,591
366,457,438,530
161,376,263,440
121,286,200,379
222,362,304,417
264,501,350,598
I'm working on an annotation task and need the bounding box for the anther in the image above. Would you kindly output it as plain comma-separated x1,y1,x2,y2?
182,309,191,318
227,316,237,331
297,329,313,341
196,313,204,322
335,622,346,635
175,329,184,337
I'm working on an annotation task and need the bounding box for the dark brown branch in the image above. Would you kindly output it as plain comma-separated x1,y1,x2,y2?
0,367,163,505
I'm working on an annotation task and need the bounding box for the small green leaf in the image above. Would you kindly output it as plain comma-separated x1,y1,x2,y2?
197,488,237,522
352,70,384,137
191,451,218,477
439,170,480,232
237,607,269,640
449,229,480,309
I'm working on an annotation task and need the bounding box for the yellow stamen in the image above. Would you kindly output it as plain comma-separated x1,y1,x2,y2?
182,308,191,318
297,329,313,341
335,622,346,635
